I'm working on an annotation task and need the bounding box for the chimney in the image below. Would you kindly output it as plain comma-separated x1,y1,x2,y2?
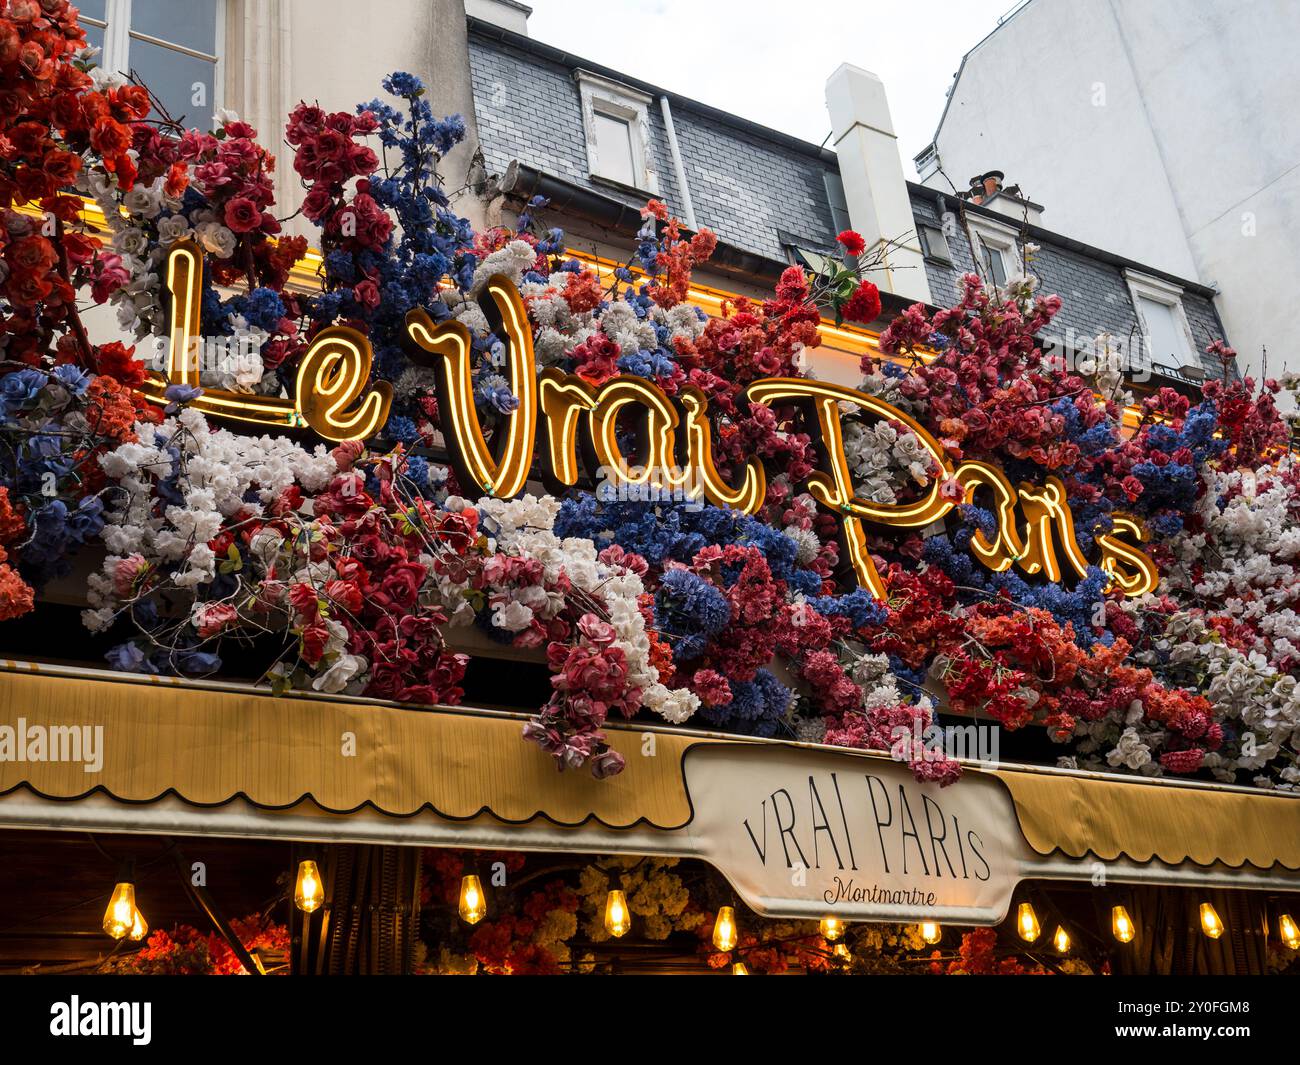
464,0,531,35
825,64,931,305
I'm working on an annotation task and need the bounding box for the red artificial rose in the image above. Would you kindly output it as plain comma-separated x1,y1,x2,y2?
89,116,131,157
223,196,261,234
352,278,380,310
93,341,146,387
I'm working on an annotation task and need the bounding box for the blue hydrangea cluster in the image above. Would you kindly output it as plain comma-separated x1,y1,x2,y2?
653,567,730,661
696,669,791,738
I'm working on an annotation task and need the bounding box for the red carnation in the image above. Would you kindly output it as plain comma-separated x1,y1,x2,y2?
841,279,882,324
836,230,866,256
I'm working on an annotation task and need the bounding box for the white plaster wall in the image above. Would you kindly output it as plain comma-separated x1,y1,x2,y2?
921,0,1300,387
222,0,485,234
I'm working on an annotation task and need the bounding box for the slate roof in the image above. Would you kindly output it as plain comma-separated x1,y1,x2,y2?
466,17,1229,382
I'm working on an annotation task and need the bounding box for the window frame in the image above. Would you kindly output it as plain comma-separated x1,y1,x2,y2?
574,69,659,195
917,221,953,265
965,213,1022,289
91,0,225,122
1123,269,1199,372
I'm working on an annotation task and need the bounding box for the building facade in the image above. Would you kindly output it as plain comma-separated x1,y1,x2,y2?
1,0,1297,981
915,0,1297,395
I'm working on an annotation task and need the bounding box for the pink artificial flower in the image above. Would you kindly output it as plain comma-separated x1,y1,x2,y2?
195,601,239,638
112,554,151,598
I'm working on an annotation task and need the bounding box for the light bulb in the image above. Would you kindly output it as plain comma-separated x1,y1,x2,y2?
732,961,749,975
1280,913,1300,950
1199,902,1224,939
820,916,845,942
459,874,487,925
833,942,852,962
293,859,324,914
604,889,631,938
102,882,137,940
920,921,941,945
1112,905,1135,943
129,907,148,942
1053,925,1070,953
712,906,738,952
1017,902,1041,942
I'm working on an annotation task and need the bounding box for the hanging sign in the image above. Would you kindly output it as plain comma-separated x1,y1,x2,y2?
145,245,1157,600
681,743,1027,923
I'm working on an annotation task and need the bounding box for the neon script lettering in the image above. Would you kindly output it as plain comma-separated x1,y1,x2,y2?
151,247,1156,599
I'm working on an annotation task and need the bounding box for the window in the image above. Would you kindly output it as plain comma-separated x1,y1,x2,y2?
918,222,952,265
592,111,637,188
1124,270,1197,372
87,0,222,129
965,213,1021,290
979,238,1008,286
575,70,658,194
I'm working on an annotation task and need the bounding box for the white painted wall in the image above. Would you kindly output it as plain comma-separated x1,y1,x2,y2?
826,64,932,304
222,0,485,233
919,0,1300,389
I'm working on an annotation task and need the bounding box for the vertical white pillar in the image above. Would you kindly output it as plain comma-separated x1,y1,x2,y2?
825,63,931,304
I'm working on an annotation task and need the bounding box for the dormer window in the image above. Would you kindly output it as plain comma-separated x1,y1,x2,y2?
1124,270,1198,373
965,213,1021,290
575,71,658,194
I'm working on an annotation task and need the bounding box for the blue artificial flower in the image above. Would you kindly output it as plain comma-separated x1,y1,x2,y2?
164,383,203,414
0,368,46,413
382,71,425,98
105,642,157,674
383,414,421,445
67,496,105,543
654,568,730,661
475,373,518,415
173,649,222,675
52,364,91,395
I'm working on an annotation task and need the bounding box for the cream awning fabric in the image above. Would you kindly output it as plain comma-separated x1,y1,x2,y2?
990,768,1300,870
0,664,694,829
2,661,1298,870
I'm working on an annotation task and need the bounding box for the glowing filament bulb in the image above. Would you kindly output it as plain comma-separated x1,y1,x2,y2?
102,882,137,940
1278,913,1300,950
1112,905,1135,944
712,906,738,952
820,916,845,942
129,908,148,943
1200,902,1224,939
459,874,487,925
604,889,631,938
294,860,324,914
1053,925,1071,954
920,921,941,945
732,961,749,975
1017,902,1041,943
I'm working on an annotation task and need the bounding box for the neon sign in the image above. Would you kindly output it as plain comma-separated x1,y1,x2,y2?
144,245,1157,600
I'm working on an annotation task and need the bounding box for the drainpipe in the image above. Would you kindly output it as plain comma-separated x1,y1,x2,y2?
658,95,698,231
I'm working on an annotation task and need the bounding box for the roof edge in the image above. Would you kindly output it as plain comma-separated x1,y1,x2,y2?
466,15,838,165
907,180,1219,300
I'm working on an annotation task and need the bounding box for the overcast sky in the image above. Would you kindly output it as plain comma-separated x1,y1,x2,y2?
526,0,1020,178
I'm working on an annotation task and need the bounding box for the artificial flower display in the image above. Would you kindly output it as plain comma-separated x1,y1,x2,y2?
0,2,1297,795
